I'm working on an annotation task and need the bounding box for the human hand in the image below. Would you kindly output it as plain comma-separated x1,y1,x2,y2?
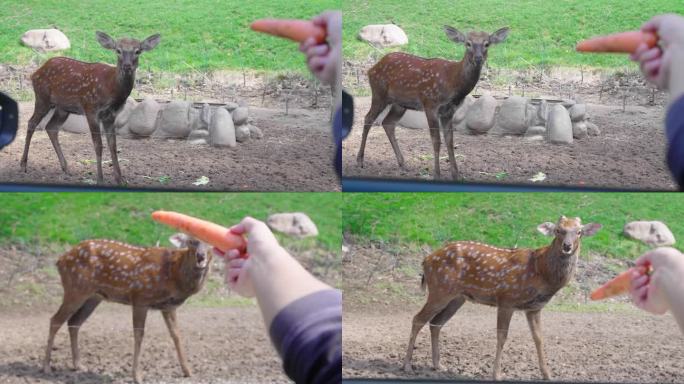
629,247,684,314
630,14,684,90
299,10,341,86
214,216,284,297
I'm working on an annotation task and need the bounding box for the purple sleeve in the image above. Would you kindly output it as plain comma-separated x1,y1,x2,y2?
269,289,341,384
666,95,684,188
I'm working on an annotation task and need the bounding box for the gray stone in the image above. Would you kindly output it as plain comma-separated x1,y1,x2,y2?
525,102,538,127
267,212,318,238
237,99,249,108
21,29,70,51
466,95,497,134
525,125,546,137
188,138,208,145
587,121,600,136
188,106,201,132
188,129,209,141
209,107,236,147
114,98,137,134
200,103,213,131
225,102,239,112
232,107,249,126
624,221,675,246
154,100,192,138
569,104,586,122
561,99,576,108
572,121,588,139
249,125,263,139
62,114,89,134
235,124,250,142
358,24,408,48
497,96,529,135
537,100,549,125
547,104,573,144
129,97,160,136
398,110,428,130
452,95,474,124
524,135,545,142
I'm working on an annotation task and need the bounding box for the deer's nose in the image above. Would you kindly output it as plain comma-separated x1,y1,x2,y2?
562,243,573,252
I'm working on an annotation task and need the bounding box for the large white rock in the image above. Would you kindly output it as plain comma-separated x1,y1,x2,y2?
569,103,586,122
21,29,70,51
114,98,137,135
452,95,474,124
623,221,675,246
129,97,160,136
496,96,529,135
235,124,250,142
267,212,318,238
547,104,573,144
572,121,588,139
586,121,601,136
209,107,235,147
398,110,428,130
154,100,192,138
231,107,249,126
358,24,408,48
466,95,497,134
61,114,89,134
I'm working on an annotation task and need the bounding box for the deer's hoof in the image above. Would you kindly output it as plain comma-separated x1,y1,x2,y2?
133,375,142,384
42,365,52,374
402,363,413,372
182,368,192,377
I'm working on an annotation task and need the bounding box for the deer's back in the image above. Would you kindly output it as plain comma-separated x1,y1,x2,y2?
423,241,557,310
57,240,182,306
32,57,118,113
368,52,460,108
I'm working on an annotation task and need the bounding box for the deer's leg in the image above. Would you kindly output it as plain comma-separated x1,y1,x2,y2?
493,307,514,381
357,97,388,167
20,101,51,172
102,115,125,185
44,108,70,174
44,293,90,373
403,294,452,371
67,297,102,371
526,310,551,380
425,109,442,179
85,114,105,184
132,306,149,384
439,112,459,181
162,309,192,377
428,296,466,370
381,105,407,168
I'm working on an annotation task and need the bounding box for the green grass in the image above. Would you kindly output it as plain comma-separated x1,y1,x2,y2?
0,192,341,253
343,0,684,69
343,193,684,260
0,0,337,73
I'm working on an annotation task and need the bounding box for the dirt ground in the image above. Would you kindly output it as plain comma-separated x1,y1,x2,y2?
0,305,290,384
0,102,338,191
342,97,675,190
341,242,684,383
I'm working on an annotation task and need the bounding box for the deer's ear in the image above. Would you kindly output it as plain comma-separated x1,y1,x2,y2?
96,31,117,50
141,34,161,52
444,26,466,43
489,27,509,44
581,223,602,237
169,233,189,248
537,222,556,236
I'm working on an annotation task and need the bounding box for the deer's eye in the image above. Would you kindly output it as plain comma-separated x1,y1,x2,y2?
135,49,142,55
466,42,472,48
484,42,490,48
116,48,122,54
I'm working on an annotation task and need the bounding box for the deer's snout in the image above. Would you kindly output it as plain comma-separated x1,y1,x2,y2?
562,242,573,254
122,64,133,72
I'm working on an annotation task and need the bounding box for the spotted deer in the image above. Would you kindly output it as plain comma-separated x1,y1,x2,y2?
44,233,211,384
357,26,508,180
403,216,602,380
20,31,160,185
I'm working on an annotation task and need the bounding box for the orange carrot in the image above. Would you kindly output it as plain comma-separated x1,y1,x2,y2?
151,211,246,253
590,265,651,300
250,19,326,44
576,31,658,53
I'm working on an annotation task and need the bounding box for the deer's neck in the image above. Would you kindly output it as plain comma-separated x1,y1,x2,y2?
447,53,483,104
177,253,207,295
113,67,135,109
535,239,579,289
